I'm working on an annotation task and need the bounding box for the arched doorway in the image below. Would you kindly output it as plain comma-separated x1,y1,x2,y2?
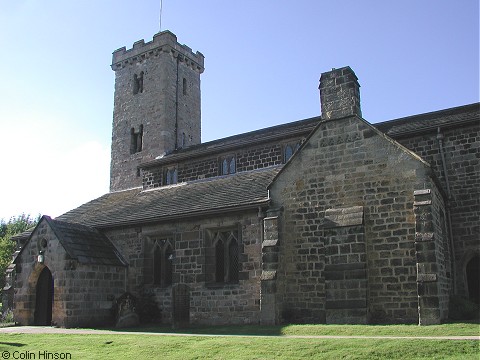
466,255,480,304
34,267,53,325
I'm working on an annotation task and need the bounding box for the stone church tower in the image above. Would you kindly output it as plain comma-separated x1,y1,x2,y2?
109,31,204,191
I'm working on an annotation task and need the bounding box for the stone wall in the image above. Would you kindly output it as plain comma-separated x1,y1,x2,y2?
104,210,263,325
268,115,443,324
142,138,303,189
324,207,367,324
395,123,479,297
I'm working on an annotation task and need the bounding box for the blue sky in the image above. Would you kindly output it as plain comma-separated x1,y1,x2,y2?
0,0,478,221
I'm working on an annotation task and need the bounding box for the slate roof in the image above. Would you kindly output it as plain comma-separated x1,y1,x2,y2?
44,216,127,266
374,103,479,138
57,166,281,228
12,216,127,266
140,117,320,168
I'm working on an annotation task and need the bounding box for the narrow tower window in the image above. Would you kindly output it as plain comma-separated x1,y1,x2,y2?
130,125,143,154
182,78,187,95
133,71,144,95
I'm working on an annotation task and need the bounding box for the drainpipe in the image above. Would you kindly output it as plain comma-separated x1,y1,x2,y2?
437,127,456,294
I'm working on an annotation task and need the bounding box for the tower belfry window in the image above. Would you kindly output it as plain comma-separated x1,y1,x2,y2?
130,125,143,154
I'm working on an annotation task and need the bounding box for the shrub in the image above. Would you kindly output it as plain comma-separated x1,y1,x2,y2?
1,308,14,324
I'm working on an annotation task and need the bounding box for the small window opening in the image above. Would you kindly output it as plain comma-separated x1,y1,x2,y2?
181,132,186,148
221,156,236,175
284,145,293,162
133,71,144,95
166,168,178,185
182,78,187,95
284,142,301,163
130,125,143,154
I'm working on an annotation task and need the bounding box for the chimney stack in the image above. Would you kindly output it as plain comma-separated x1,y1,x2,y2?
319,66,361,120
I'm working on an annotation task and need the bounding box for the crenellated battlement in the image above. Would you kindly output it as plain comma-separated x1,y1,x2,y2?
111,30,204,73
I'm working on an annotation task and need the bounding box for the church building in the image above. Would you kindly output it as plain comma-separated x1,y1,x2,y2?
6,31,479,327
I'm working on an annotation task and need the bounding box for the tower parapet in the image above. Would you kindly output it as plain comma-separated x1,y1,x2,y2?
112,31,204,73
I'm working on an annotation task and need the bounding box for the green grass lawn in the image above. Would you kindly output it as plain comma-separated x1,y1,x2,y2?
116,322,480,337
0,323,478,360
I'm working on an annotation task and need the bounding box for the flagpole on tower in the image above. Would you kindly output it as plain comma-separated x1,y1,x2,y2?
159,0,163,31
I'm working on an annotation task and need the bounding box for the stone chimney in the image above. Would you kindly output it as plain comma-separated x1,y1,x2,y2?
319,66,361,120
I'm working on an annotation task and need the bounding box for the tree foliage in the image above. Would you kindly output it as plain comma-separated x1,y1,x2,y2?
0,214,40,290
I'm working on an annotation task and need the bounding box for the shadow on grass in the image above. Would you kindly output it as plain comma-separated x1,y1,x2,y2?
0,342,25,347
101,324,284,336
98,320,480,337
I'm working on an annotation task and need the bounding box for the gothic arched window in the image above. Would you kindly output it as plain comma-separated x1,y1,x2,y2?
213,230,239,284
146,238,174,288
